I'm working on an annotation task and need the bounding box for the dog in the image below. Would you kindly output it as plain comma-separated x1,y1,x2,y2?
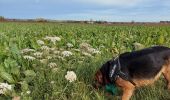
93,46,170,100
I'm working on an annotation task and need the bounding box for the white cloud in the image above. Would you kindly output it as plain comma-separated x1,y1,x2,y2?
72,0,143,6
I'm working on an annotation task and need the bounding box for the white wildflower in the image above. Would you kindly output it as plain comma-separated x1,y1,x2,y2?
57,56,65,61
67,43,73,48
133,42,144,50
23,55,36,61
65,71,77,82
100,45,105,48
44,36,61,44
40,59,48,64
87,48,95,53
50,81,55,84
21,92,24,96
62,51,73,57
26,91,31,94
46,56,52,60
41,46,50,51
37,40,45,45
73,49,80,52
48,62,57,68
94,50,101,54
0,83,12,94
33,52,43,58
84,48,101,54
80,42,91,51
82,52,92,57
52,68,59,73
54,50,60,54
50,47,55,51
21,48,35,54
0,90,3,94
80,43,101,54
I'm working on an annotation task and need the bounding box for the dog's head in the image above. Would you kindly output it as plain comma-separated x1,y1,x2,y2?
93,60,113,89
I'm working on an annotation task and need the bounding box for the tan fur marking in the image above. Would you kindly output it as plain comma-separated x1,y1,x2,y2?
116,77,135,100
115,64,168,100
162,60,170,89
133,66,166,87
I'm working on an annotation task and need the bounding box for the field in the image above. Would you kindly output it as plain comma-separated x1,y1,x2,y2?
0,22,170,100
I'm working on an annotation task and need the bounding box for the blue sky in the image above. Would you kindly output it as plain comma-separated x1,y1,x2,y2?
0,0,170,22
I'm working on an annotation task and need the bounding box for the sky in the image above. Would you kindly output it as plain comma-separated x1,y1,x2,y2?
0,0,170,22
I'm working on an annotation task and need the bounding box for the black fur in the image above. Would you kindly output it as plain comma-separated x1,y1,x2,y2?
101,46,170,82
100,60,112,84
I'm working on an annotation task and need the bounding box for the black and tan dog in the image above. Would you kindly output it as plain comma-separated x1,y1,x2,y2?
94,46,170,100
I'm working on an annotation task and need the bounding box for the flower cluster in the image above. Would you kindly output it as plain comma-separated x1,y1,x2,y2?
23,55,36,61
66,43,74,48
61,51,73,57
88,48,101,54
65,71,77,82
82,52,92,57
133,42,144,50
0,83,12,94
20,36,103,86
41,46,50,51
80,42,101,56
33,52,43,58
48,62,57,68
44,36,61,44
21,48,35,54
37,40,45,45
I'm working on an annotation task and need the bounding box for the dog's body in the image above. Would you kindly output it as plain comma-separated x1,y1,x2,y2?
94,46,170,100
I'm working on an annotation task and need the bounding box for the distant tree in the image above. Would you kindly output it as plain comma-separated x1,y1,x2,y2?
0,16,5,21
35,18,47,22
131,20,135,24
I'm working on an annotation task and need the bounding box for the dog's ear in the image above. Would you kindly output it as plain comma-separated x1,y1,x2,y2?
95,70,103,84
100,60,112,75
93,60,113,89
93,70,103,89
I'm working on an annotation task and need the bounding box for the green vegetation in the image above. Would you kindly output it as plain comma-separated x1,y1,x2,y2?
0,22,170,100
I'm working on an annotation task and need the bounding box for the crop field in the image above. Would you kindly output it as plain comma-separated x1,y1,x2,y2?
0,22,170,100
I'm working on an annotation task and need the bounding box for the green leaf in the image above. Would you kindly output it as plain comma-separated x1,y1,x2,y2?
4,58,11,69
0,71,15,83
11,66,20,77
21,81,29,92
71,39,76,46
0,64,5,72
4,58,18,74
24,70,36,77
9,42,21,60
158,35,164,45
24,70,36,82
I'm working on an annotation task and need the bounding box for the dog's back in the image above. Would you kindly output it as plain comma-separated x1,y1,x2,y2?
119,46,170,79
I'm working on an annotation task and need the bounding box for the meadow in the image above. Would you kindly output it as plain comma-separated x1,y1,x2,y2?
0,22,170,100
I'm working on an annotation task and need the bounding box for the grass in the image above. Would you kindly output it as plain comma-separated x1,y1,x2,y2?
0,22,170,100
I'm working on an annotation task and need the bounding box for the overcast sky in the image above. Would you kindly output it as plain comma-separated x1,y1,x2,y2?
0,0,170,22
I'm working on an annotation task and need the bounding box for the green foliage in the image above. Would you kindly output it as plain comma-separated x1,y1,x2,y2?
0,71,15,83
0,22,170,99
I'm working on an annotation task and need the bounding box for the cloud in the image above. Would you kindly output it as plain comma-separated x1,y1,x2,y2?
72,0,143,6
